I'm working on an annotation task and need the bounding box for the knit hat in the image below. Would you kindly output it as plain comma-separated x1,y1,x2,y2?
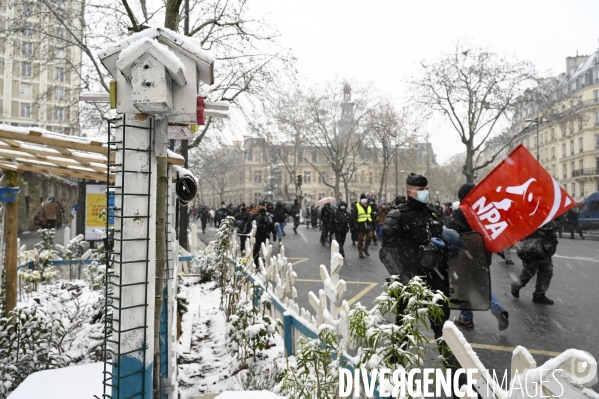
458,183,476,201
406,173,427,187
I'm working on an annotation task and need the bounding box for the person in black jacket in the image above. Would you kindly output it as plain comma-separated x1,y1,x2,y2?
235,203,252,254
251,201,275,267
563,208,584,239
330,201,351,257
273,201,289,245
290,198,301,234
199,205,209,234
512,221,559,305
319,203,334,246
446,183,509,331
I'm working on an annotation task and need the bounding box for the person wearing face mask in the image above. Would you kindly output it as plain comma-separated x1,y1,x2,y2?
351,193,373,258
330,201,351,257
382,173,464,387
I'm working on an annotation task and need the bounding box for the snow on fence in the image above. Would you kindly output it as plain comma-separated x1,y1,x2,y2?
214,222,599,399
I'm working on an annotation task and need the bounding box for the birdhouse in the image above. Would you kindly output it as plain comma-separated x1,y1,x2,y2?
98,28,215,137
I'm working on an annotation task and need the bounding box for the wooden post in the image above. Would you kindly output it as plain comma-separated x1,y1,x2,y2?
4,170,18,315
153,154,168,396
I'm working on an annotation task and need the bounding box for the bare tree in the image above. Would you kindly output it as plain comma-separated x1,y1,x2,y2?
366,102,421,200
410,43,538,183
192,143,245,204
302,81,376,201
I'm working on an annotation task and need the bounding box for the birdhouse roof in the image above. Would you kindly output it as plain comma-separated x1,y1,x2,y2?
99,27,214,85
116,38,187,86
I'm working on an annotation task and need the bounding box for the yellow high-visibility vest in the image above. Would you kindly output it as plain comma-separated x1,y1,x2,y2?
356,203,372,223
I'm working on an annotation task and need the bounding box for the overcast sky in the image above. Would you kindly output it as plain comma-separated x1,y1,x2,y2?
255,0,599,163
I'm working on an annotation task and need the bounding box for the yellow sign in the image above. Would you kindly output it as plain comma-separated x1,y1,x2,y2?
86,193,106,227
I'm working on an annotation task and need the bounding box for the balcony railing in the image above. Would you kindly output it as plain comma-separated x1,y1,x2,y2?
572,168,599,177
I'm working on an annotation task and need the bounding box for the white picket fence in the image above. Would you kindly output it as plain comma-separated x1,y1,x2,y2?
187,220,599,398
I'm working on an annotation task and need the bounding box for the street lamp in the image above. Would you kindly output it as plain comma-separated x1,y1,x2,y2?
525,117,548,161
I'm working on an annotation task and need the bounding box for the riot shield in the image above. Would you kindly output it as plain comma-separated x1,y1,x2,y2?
448,231,491,311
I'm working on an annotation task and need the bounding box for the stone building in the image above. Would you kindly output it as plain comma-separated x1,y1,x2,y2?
199,136,436,207
509,50,599,202
0,0,83,134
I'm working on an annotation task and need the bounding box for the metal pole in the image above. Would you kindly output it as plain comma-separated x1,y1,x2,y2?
394,150,398,196
537,122,539,161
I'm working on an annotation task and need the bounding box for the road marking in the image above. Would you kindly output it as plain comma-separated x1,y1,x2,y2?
287,257,310,266
296,279,380,308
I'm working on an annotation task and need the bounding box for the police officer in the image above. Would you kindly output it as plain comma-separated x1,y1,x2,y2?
290,198,301,234
352,193,373,258
251,201,275,267
330,201,351,257
379,174,454,348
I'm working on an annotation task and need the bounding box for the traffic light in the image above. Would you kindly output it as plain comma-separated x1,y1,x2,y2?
297,174,302,187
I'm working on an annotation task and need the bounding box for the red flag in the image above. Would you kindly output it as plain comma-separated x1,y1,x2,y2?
460,144,575,253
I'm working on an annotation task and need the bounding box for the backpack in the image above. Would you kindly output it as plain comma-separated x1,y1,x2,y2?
516,238,546,261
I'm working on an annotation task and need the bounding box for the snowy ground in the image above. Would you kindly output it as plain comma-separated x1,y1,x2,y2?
177,278,287,399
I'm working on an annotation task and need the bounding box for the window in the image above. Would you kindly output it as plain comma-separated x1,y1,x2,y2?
571,183,576,198
53,87,64,101
594,90,599,103
562,164,567,179
54,67,64,82
561,125,567,137
52,107,63,121
253,150,261,162
312,152,317,163
551,128,555,140
21,62,32,77
51,126,64,133
570,140,574,155
562,143,566,157
579,160,584,170
579,118,584,131
20,103,31,118
22,22,33,37
303,171,311,183
571,162,575,177
253,170,262,183
20,83,32,98
595,111,599,127
368,172,373,184
22,42,33,57
254,193,262,204
23,2,34,16
581,183,585,198
525,137,529,148
54,47,65,60
545,148,548,161
570,120,574,134
318,193,326,199
595,134,599,149
318,174,323,184
551,147,555,159
552,165,556,177
579,137,583,153
55,28,65,40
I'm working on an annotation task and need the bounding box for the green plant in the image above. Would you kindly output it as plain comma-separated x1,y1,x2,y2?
281,326,342,399
227,300,281,366
0,306,68,398
350,276,447,372
82,261,106,291
233,362,284,391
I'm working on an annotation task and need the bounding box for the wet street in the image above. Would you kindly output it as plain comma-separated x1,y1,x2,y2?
196,219,599,377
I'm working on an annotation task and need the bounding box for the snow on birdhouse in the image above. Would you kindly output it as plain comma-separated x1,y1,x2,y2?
99,27,215,133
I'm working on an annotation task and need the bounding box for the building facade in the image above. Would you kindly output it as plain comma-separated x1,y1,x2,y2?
509,51,599,202
0,0,83,134
199,137,437,207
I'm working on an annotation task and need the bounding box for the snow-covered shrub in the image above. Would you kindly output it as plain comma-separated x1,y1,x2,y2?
31,229,58,278
83,261,106,291
190,216,235,285
281,326,342,399
0,306,68,398
233,362,284,391
349,276,447,371
227,300,281,366
17,268,41,294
